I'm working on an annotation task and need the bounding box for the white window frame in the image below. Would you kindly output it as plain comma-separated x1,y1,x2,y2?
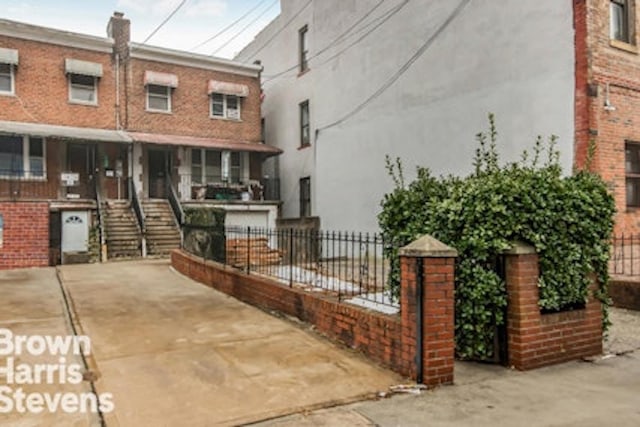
209,93,241,120
68,74,98,105
0,62,15,96
146,84,172,113
0,135,47,180
191,148,243,184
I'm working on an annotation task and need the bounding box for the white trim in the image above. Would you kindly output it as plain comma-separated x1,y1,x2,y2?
130,43,261,78
0,134,47,180
0,19,113,53
210,93,241,120
0,63,15,96
146,84,172,113
68,75,98,106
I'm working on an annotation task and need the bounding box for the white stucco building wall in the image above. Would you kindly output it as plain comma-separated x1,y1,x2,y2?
236,0,575,232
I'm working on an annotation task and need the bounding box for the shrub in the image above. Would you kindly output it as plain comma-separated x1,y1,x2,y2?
379,115,615,360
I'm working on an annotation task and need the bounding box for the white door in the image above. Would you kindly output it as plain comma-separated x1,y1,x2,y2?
61,211,89,253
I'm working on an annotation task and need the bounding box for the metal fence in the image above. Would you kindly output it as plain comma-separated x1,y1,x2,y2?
181,225,400,313
611,234,640,276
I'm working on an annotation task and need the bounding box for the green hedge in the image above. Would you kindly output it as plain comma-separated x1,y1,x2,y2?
379,115,615,360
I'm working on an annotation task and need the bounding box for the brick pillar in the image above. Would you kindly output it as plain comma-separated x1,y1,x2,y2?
399,235,456,387
503,242,541,370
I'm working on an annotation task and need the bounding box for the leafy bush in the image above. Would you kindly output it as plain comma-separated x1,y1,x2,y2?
379,115,615,360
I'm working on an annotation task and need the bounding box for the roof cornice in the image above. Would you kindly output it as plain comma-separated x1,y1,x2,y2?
0,18,113,53
130,42,261,78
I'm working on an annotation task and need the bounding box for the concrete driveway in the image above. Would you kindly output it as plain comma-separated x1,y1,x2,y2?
56,260,400,426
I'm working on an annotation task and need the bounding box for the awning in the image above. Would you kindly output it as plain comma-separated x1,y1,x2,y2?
208,80,249,97
128,132,281,156
0,120,131,143
65,59,103,77
0,47,18,65
144,70,178,88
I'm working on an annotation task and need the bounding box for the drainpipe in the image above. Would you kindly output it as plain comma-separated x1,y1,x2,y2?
115,54,121,130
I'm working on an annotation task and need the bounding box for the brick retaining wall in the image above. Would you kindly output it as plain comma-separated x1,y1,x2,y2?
0,202,49,269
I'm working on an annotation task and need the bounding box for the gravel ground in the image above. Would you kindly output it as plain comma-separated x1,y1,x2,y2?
604,307,640,355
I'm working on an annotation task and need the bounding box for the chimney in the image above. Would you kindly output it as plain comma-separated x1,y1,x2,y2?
107,11,130,59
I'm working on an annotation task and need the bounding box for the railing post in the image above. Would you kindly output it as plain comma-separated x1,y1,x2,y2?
246,226,251,274
289,228,294,288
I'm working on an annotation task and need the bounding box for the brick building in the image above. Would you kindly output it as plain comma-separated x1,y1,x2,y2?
236,0,640,236
0,13,281,268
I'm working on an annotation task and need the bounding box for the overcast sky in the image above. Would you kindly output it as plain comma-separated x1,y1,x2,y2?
1,0,281,59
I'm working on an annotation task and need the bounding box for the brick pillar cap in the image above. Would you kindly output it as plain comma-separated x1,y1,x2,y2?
503,240,537,255
399,235,457,258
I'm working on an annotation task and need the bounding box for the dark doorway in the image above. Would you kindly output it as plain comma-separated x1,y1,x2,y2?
67,143,96,199
49,211,61,266
148,149,168,199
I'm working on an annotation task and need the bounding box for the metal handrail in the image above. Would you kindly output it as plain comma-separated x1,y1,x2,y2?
94,175,107,261
128,177,147,257
166,173,184,226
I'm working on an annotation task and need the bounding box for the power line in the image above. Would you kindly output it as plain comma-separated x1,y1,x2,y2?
317,0,472,134
264,0,407,83
191,0,269,51
211,0,279,56
241,0,313,62
262,0,387,81
142,0,188,44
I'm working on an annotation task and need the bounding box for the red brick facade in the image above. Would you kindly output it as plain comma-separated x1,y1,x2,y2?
172,248,456,387
504,246,602,370
125,59,261,142
0,36,116,129
574,0,640,233
0,202,49,269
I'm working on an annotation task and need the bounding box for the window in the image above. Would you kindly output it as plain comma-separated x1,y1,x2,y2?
0,135,45,178
300,177,311,217
611,0,635,44
147,84,171,112
210,93,241,120
299,25,309,73
191,149,241,184
300,100,310,147
626,142,640,207
0,63,14,95
69,74,97,104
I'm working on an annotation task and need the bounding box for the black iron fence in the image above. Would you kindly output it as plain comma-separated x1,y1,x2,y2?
181,225,400,313
611,234,640,276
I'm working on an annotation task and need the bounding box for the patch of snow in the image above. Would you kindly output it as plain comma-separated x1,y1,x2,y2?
345,292,400,315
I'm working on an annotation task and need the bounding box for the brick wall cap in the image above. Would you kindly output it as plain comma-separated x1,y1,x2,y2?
503,240,537,255
399,235,457,258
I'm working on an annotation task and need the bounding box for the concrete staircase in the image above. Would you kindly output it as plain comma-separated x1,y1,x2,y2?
104,200,142,259
142,199,181,257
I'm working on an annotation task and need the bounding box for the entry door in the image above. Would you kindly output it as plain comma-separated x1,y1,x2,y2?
67,144,95,199
148,149,168,198
61,211,89,253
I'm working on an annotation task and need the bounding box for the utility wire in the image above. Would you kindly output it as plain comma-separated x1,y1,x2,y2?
317,0,472,133
262,0,386,81
264,0,407,83
212,0,278,56
142,0,188,44
241,0,313,62
191,0,269,51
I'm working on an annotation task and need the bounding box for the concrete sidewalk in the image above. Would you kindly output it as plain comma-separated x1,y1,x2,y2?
255,308,640,427
0,268,99,427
